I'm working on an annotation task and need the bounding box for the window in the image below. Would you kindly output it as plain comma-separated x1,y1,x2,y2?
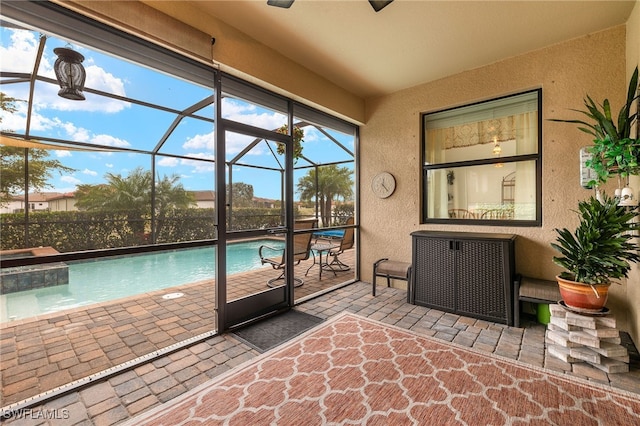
421,90,542,226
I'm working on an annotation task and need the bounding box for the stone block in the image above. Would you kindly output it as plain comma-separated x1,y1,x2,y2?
591,341,628,358
568,331,601,348
569,346,601,364
582,327,620,338
595,316,617,328
602,336,622,345
547,330,580,348
549,304,565,317
549,316,579,331
590,357,630,374
548,344,579,363
565,312,597,329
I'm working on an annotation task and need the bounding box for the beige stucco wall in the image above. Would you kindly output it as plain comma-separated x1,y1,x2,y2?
361,25,638,337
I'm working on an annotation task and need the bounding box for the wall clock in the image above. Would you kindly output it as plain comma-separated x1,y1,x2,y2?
372,172,396,198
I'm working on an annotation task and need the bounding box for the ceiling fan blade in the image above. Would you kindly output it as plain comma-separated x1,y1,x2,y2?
267,0,295,8
369,0,394,12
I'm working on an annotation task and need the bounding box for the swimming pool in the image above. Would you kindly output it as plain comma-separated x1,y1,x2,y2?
0,239,283,323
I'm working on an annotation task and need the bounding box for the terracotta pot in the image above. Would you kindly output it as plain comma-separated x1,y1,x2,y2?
556,275,610,312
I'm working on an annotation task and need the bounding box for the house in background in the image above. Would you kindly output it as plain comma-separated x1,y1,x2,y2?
0,192,65,214
191,190,215,209
47,193,77,212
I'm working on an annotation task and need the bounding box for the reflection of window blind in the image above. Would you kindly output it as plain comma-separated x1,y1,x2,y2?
425,91,538,128
424,91,538,149
441,116,516,148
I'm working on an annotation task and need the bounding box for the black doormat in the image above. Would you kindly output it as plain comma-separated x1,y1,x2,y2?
232,310,324,353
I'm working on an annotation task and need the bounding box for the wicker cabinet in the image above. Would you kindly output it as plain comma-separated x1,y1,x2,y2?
410,231,516,325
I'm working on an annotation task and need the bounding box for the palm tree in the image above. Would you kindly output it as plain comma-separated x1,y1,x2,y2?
75,167,195,241
297,165,353,226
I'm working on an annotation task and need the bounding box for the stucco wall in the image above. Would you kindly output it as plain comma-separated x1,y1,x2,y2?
361,25,637,335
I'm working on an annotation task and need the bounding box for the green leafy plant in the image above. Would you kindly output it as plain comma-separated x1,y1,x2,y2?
275,124,305,160
550,66,639,186
551,194,640,285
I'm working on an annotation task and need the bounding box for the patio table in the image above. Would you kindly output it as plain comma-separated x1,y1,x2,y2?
305,242,340,280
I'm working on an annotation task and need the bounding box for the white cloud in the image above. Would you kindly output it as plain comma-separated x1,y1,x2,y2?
60,175,82,185
91,134,131,148
222,99,286,131
55,150,72,158
0,29,40,74
105,163,114,168
181,156,215,173
1,28,130,116
183,133,214,151
82,169,98,176
157,157,179,167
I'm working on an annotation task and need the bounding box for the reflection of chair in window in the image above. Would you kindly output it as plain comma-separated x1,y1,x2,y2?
259,219,316,287
448,209,476,219
325,216,355,271
480,208,514,220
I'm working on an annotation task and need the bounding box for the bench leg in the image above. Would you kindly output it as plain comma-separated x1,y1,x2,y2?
372,258,389,296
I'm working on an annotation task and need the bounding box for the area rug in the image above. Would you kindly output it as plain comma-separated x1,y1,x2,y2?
125,312,640,425
232,310,324,352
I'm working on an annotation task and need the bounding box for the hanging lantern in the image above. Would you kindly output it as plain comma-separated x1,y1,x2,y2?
53,47,86,101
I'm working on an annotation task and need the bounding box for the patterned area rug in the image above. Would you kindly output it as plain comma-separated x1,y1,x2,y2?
125,313,640,425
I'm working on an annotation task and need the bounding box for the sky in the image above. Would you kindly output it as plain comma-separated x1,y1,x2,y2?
0,24,355,201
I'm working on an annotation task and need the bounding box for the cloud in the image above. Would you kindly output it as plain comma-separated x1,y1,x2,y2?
55,150,72,158
91,134,131,148
2,28,130,114
60,175,82,185
105,163,114,168
82,169,98,176
157,157,179,167
0,29,40,74
183,133,214,151
222,99,285,131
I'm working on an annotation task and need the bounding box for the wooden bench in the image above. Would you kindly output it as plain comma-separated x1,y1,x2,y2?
373,258,412,301
513,275,561,327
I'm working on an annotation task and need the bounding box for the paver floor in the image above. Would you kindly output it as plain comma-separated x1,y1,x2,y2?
0,249,356,408
1,275,639,424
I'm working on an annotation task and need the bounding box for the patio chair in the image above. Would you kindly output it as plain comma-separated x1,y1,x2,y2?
259,219,317,287
324,216,355,272
448,208,476,219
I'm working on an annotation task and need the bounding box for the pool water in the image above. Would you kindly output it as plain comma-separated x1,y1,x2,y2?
0,239,283,323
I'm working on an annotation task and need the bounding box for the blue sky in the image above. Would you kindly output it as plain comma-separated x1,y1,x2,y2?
1,25,355,201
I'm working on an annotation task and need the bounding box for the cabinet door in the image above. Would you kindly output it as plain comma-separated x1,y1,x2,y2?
456,240,508,323
412,237,456,311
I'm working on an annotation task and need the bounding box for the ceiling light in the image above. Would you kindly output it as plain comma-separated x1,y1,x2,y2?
267,0,394,12
267,0,294,8
53,47,86,101
369,0,394,12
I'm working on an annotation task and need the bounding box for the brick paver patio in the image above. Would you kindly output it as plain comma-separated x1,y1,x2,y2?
1,249,639,424
0,249,356,408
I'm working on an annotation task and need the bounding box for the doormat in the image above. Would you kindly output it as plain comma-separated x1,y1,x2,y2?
232,310,324,352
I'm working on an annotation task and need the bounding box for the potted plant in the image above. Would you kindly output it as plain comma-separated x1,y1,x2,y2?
550,66,639,190
550,193,640,312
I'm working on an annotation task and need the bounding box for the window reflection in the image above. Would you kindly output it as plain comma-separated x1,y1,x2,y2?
422,90,541,225
426,162,536,220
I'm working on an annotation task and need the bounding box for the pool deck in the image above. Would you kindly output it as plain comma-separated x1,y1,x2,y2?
1,247,639,424
0,248,356,408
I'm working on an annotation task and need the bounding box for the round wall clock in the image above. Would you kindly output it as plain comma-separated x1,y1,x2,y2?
372,172,396,198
